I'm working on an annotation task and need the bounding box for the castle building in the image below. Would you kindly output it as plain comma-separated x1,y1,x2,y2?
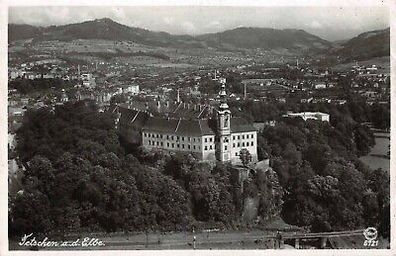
118,79,258,164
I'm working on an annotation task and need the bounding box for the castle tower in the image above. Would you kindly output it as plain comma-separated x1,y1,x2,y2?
217,78,231,162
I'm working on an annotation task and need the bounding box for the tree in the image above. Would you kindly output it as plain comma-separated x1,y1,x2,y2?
10,191,53,236
239,148,252,167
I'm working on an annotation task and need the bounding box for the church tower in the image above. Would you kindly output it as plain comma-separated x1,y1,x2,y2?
217,78,231,162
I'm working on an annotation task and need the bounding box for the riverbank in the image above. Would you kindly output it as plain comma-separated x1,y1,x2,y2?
360,131,390,173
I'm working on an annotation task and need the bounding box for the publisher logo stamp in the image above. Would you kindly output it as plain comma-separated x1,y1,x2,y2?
363,227,378,247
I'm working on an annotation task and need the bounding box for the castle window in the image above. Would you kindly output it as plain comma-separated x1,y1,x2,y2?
167,142,170,147
238,142,240,147
233,135,235,140
188,145,190,150
157,141,159,146
235,152,238,156
171,135,174,140
251,134,254,138
188,137,190,141
182,144,185,149
193,145,196,150
242,135,245,139
238,135,240,139
225,146,227,150
144,133,147,137
182,137,185,141
193,138,196,142
148,140,151,145
148,133,150,137
251,141,254,146
177,136,180,140
157,134,159,138
242,142,245,147
172,143,175,148
161,142,164,146
209,145,213,150
205,146,208,150
233,143,235,148
209,137,213,142
177,144,180,148
205,138,207,142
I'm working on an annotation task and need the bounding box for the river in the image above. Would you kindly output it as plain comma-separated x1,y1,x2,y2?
360,132,390,173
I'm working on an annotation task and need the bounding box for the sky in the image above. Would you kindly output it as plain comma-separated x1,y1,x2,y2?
8,6,390,41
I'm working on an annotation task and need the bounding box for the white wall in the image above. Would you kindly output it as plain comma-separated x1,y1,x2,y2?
201,134,216,161
142,131,206,159
229,131,258,164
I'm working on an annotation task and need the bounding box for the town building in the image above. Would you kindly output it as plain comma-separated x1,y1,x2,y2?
282,112,330,122
81,73,96,88
123,84,140,94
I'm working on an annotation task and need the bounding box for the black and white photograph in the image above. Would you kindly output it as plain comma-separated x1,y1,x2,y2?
3,0,394,253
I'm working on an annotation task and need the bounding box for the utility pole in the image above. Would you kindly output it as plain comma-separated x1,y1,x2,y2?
145,230,148,248
192,226,196,249
243,83,247,100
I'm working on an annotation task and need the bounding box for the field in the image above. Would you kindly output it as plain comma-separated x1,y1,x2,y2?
332,56,390,74
9,39,279,68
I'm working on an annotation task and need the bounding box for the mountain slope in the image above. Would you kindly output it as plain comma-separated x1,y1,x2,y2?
329,28,390,61
196,27,332,51
9,18,202,48
8,24,43,42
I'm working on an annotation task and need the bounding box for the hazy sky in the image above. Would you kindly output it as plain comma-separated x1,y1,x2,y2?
9,6,389,41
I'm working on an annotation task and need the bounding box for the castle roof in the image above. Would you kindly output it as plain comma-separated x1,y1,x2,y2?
118,106,150,129
142,117,179,134
142,117,215,136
